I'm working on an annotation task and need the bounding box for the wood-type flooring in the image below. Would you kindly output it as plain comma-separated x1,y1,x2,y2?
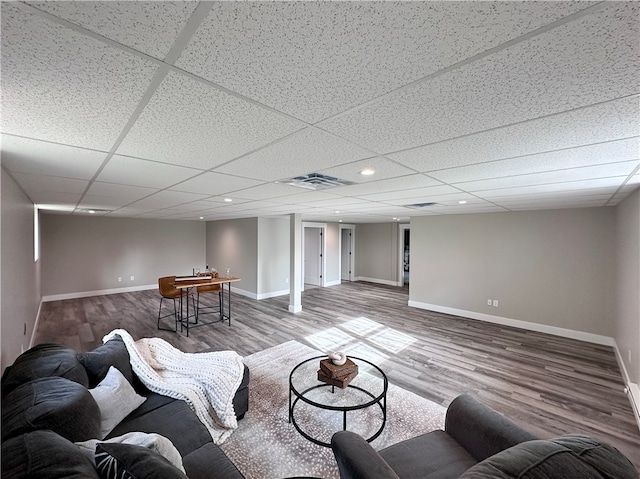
35,281,640,469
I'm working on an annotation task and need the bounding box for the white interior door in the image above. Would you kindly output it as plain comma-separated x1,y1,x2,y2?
304,227,322,286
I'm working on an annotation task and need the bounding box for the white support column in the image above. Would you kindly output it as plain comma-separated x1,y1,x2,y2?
289,213,302,313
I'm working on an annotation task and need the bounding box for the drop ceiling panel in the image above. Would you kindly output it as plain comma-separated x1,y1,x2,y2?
478,177,630,198
169,172,263,195
96,155,201,189
389,97,640,172
317,157,417,184
176,2,590,123
29,191,83,205
127,190,211,210
428,139,640,184
0,3,158,150
0,135,107,179
85,182,158,200
25,1,197,59
457,161,639,192
357,184,460,202
231,183,304,201
214,127,373,181
78,195,137,209
11,172,88,196
321,2,639,153
330,174,443,197
116,71,304,170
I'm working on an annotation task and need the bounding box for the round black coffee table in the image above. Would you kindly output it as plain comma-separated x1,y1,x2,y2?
288,355,388,447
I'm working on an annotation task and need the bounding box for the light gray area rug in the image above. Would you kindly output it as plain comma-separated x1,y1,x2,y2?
220,340,446,479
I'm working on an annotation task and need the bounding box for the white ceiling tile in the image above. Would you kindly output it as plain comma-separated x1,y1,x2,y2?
30,191,83,205
96,155,201,189
232,182,304,201
116,71,304,170
507,199,610,211
317,157,417,184
357,184,460,202
330,174,443,197
11,171,88,195
176,2,589,123
427,138,640,184
85,182,158,200
214,127,372,181
268,191,343,205
77,195,135,209
389,97,640,172
169,172,263,195
477,177,629,198
1,3,158,150
0,135,107,179
322,3,639,153
127,190,211,210
25,1,197,59
456,160,639,192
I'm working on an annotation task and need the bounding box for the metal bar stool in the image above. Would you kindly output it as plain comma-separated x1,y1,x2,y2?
157,276,194,332
195,274,223,322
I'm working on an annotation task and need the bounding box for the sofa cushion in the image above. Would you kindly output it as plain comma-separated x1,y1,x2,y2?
1,343,89,398
107,393,213,457
379,430,477,479
459,435,638,479
78,336,134,388
1,430,100,479
183,442,246,479
95,442,188,479
89,366,146,439
2,376,101,442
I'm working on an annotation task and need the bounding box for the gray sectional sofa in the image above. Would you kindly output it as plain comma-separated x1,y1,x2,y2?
331,393,638,479
1,337,250,479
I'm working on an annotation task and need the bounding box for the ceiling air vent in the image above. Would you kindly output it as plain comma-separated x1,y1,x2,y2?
405,202,441,208
286,173,354,190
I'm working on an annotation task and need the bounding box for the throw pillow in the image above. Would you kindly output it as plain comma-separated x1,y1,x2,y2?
76,431,185,473
89,366,146,439
95,443,188,479
78,336,134,388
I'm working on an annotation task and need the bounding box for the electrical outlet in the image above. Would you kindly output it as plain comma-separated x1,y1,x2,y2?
117,277,122,283
130,275,135,281
492,300,499,307
487,299,492,305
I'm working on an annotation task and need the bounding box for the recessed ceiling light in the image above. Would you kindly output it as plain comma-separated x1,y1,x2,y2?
360,168,375,176
224,198,233,202
88,210,96,214
339,220,343,223
199,216,204,220
334,210,340,214
458,200,468,205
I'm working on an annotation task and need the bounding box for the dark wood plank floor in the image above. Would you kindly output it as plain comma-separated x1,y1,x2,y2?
35,281,640,469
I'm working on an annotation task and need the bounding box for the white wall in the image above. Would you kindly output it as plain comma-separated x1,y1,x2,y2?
614,189,640,413
257,217,289,297
355,222,400,285
1,169,41,371
41,215,205,298
206,218,258,296
409,208,616,341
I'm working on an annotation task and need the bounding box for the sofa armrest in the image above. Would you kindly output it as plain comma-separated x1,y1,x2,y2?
331,431,401,479
445,394,538,462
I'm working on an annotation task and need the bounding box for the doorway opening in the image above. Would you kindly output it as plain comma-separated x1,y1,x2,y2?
339,225,355,282
303,225,325,290
398,224,410,287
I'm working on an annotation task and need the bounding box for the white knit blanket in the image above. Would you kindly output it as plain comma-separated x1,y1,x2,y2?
103,329,245,445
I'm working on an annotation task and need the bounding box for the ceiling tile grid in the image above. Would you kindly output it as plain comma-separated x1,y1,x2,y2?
0,2,158,151
0,2,638,222
24,1,198,60
115,71,305,170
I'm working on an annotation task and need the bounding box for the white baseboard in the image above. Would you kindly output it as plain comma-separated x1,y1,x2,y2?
407,300,614,346
256,289,289,300
324,279,342,287
613,341,640,431
42,284,158,302
354,276,401,287
30,300,43,348
289,304,302,313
